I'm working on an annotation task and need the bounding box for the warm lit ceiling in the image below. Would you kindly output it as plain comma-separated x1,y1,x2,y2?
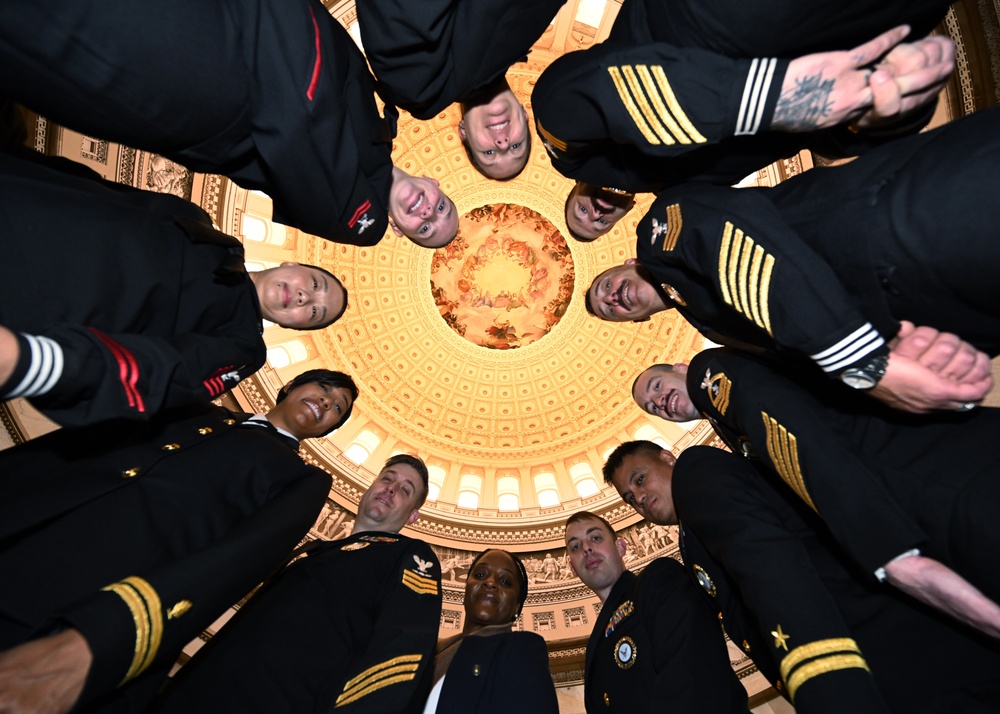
216,0,992,552
219,0,725,550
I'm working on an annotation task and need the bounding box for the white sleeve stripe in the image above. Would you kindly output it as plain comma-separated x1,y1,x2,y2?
735,58,776,136
810,324,886,373
6,334,64,398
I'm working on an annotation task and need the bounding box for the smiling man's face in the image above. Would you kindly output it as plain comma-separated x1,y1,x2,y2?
460,89,530,180
387,171,458,248
587,260,668,322
632,364,700,422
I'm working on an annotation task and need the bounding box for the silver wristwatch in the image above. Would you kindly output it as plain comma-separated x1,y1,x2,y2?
840,354,889,390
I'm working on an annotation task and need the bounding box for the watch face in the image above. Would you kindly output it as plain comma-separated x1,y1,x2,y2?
841,368,876,390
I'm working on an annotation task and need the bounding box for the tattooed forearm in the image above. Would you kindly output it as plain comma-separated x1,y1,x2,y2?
772,74,836,131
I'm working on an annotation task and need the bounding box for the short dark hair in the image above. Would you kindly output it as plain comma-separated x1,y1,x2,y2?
297,264,347,329
631,364,673,399
584,286,597,316
277,369,359,435
602,440,665,484
469,549,530,617
565,511,615,539
383,454,430,507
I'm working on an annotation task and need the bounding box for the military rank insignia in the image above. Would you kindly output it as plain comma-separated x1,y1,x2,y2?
699,368,732,415
693,564,717,597
651,202,682,251
402,555,439,596
604,600,634,638
358,535,399,544
614,636,637,669
341,541,370,551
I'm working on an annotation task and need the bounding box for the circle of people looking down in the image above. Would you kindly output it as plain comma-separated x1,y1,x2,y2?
2,0,1000,713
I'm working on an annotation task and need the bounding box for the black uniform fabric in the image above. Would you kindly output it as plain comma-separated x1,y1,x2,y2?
0,0,394,245
0,404,331,713
533,42,794,193
358,0,566,119
0,150,264,427
533,0,949,193
632,105,1000,380
674,446,1000,714
608,0,949,56
687,347,1000,601
434,631,558,714
157,532,442,713
583,560,748,713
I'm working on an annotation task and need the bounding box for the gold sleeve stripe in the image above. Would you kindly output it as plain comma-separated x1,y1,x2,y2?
780,637,861,676
402,570,440,596
736,236,754,324
607,65,707,147
786,654,870,701
747,244,766,330
335,655,423,707
781,637,868,700
336,672,420,708
762,413,818,513
650,66,708,143
710,373,732,415
101,576,164,684
536,121,567,152
660,203,683,252
629,65,685,146
718,222,775,335
718,222,735,305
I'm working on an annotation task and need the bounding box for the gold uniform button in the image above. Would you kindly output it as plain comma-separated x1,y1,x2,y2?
122,467,141,478
603,693,610,707
472,664,480,677
742,640,751,652
197,427,213,435
223,419,236,426
161,443,181,451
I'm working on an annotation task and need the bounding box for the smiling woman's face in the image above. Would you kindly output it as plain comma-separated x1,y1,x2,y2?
464,550,522,629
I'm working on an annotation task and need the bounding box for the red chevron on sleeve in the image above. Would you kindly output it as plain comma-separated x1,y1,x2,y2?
88,328,146,413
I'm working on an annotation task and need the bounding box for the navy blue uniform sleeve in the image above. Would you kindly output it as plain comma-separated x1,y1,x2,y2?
636,185,893,377
331,540,442,712
54,466,331,709
673,447,892,713
690,349,927,576
359,0,566,119
641,558,749,712
3,322,264,427
532,42,788,183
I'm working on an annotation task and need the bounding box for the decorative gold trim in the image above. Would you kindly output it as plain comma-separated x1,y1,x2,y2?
101,576,163,684
335,654,423,707
660,203,682,252
608,66,661,145
536,121,567,152
401,570,439,596
786,653,869,701
718,222,775,335
650,66,707,143
761,413,817,512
